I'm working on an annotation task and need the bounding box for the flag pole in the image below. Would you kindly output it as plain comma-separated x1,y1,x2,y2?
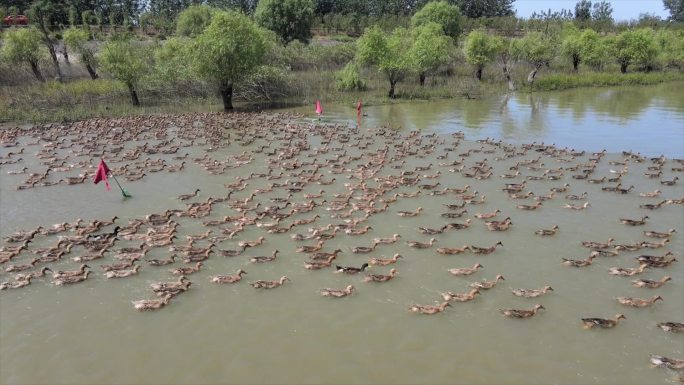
102,158,132,198
110,173,132,198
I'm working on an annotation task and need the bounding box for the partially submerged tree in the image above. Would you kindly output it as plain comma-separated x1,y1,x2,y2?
1,27,46,82
98,38,148,106
63,28,99,79
411,1,462,41
193,10,268,111
254,0,315,44
409,22,452,86
356,25,413,98
511,32,555,85
463,29,501,81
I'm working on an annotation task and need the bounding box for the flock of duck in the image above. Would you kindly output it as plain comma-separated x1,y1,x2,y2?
1,111,683,379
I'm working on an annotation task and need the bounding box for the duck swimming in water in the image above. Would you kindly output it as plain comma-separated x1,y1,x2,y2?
335,263,369,274
409,302,450,315
581,314,625,329
447,263,483,276
369,254,402,266
512,286,553,298
320,285,354,298
616,295,663,307
500,304,544,318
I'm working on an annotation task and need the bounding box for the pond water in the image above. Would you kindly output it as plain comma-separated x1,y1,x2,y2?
0,84,683,385
289,82,684,158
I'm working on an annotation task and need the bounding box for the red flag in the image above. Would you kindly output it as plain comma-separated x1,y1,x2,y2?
315,100,323,115
93,159,111,191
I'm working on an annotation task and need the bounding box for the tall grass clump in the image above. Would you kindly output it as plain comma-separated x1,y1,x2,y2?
336,62,366,91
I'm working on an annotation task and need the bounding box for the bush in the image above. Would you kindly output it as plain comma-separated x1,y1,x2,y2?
236,65,296,101
336,62,366,91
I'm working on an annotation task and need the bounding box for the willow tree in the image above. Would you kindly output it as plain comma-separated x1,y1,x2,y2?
411,0,462,41
99,39,148,106
610,28,659,73
64,28,99,79
511,32,555,85
463,29,501,81
193,11,268,111
409,22,452,86
1,28,46,82
356,25,413,98
254,0,314,44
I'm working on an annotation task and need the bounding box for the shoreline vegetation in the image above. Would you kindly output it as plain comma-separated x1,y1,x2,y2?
1,0,683,124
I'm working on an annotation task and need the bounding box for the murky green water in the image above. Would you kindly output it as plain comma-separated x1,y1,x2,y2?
290,82,684,157
0,85,683,385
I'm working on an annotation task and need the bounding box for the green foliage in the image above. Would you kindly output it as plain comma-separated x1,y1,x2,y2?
610,28,659,72
176,5,217,37
560,26,582,69
411,1,462,41
463,29,501,80
81,10,95,25
151,37,195,83
237,65,295,101
578,29,607,69
574,0,592,21
1,27,45,67
663,0,684,21
511,31,555,84
410,22,452,83
356,25,413,97
454,0,514,18
68,5,78,26
511,32,555,67
655,30,684,68
531,72,684,91
63,28,98,70
193,11,267,84
99,39,149,87
335,62,366,91
255,0,315,44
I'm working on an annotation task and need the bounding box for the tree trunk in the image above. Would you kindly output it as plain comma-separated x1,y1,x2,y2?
29,60,45,82
572,54,579,71
62,46,70,65
527,64,542,85
388,80,397,99
127,82,140,106
502,62,515,91
85,62,99,80
475,66,483,81
419,72,426,86
40,31,63,82
220,81,234,111
620,62,628,73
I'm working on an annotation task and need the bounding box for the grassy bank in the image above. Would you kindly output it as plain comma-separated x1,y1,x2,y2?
0,67,681,124
528,71,684,91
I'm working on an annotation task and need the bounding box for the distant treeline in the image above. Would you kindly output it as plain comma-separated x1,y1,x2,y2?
2,0,682,36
